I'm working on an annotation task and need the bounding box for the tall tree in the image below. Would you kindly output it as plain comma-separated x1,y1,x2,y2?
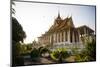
12,0,26,43
12,0,15,15
12,1,26,66
12,17,26,43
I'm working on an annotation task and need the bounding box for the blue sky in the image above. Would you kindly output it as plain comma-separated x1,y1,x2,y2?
13,1,96,43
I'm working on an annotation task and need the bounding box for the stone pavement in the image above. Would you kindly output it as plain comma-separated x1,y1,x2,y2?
23,55,55,65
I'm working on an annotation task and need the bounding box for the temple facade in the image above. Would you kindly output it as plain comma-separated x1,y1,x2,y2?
38,13,94,49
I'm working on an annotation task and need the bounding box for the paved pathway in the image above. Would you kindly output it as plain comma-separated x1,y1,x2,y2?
66,56,76,62
23,55,55,65
39,57,55,64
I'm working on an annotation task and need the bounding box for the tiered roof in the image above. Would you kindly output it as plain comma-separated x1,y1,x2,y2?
47,13,75,33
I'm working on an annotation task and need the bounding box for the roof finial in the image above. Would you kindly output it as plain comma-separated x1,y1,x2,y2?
58,10,60,17
57,10,61,19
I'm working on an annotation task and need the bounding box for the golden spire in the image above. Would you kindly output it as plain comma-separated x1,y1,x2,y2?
57,10,61,19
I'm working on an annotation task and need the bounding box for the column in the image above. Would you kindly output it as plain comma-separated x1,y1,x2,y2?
72,31,75,43
56,33,58,43
48,36,49,43
55,33,57,47
87,28,89,35
50,35,51,43
63,31,66,45
66,31,67,41
53,33,56,43
48,35,49,43
59,33,60,42
78,30,82,43
62,32,63,42
60,32,62,42
84,27,87,36
63,31,66,42
57,33,59,43
56,33,57,43
68,29,70,43
58,33,59,43
51,34,53,45
59,32,61,42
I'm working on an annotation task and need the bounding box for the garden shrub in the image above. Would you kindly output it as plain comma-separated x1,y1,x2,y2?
75,39,96,62
30,48,39,61
39,47,50,57
50,48,70,63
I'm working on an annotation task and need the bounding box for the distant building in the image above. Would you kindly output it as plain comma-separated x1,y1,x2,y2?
38,13,94,50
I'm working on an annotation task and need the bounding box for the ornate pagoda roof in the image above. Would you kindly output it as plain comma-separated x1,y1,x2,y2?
47,15,75,33
39,13,76,37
